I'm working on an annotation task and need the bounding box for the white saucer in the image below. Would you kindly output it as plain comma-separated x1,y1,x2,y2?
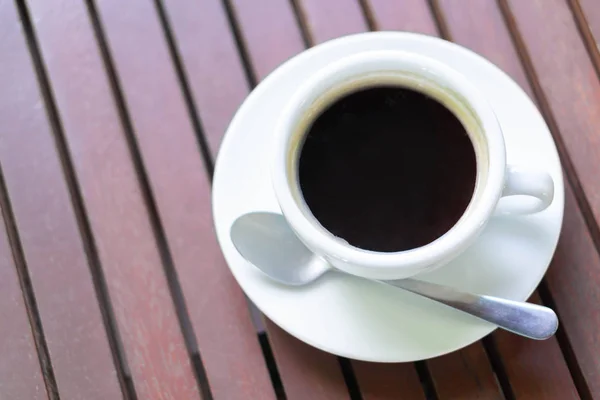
212,32,564,362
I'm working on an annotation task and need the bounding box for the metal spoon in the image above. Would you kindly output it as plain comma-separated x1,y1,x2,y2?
230,211,558,340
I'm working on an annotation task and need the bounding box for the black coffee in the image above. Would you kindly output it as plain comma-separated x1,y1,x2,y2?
298,86,476,252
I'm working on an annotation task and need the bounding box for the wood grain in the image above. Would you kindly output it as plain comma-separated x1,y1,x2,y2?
436,1,582,397
24,0,201,397
577,0,600,48
352,361,426,400
363,0,437,34
0,14,50,399
265,320,350,400
160,0,249,158
94,0,277,398
0,1,121,398
503,0,600,228
0,208,46,400
494,294,579,399
548,170,600,398
499,0,600,395
162,0,351,397
228,0,305,81
295,0,367,44
428,343,503,399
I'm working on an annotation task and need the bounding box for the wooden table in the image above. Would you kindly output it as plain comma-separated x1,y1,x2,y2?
1,0,598,398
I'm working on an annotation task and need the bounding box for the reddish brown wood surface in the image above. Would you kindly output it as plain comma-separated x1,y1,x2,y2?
295,0,367,44
161,0,249,158
364,0,437,34
163,0,350,398
0,209,46,400
494,294,579,399
24,0,201,397
549,173,600,399
428,344,502,399
2,0,600,398
502,0,600,395
0,13,49,398
352,361,426,400
229,0,305,80
1,1,121,398
577,0,600,49
503,0,600,228
265,320,350,400
93,0,276,398
436,0,581,397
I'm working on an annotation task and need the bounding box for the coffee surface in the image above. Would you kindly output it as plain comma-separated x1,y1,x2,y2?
298,86,476,252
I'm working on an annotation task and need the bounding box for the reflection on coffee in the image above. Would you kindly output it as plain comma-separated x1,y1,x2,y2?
298,86,476,252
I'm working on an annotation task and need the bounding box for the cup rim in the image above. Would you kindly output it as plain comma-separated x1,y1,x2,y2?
272,50,506,274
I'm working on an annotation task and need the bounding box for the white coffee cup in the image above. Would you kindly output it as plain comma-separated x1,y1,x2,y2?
271,50,554,280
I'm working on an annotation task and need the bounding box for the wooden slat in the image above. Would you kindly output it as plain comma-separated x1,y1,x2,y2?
548,173,600,399
160,0,249,158
1,1,121,398
93,1,277,398
360,2,505,397
0,14,49,399
168,0,352,398
434,0,531,91
352,361,426,400
0,209,46,400
493,294,578,399
294,0,367,44
435,0,582,397
265,320,350,399
229,0,305,81
427,344,503,399
24,0,201,398
500,0,600,395
503,0,600,230
363,0,437,34
577,0,600,47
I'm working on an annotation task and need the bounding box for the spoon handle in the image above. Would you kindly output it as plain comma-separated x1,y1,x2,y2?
385,278,558,340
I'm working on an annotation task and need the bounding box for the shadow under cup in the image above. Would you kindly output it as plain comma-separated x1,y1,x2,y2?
286,72,491,255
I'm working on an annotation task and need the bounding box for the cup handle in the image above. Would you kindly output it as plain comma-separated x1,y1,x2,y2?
497,165,554,216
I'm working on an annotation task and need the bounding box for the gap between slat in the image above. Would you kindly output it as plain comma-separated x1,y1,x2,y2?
84,0,213,398
356,0,377,31
259,333,287,400
157,0,287,393
153,0,286,396
0,169,59,400
338,358,363,400
414,361,438,400
397,2,507,398
495,1,597,397
431,1,589,397
221,0,260,86
497,0,600,254
481,337,515,400
13,0,136,398
153,0,215,179
536,284,592,400
426,0,452,40
287,0,314,47
568,0,600,81
274,2,365,397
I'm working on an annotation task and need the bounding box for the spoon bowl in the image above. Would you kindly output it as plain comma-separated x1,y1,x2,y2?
230,211,329,285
